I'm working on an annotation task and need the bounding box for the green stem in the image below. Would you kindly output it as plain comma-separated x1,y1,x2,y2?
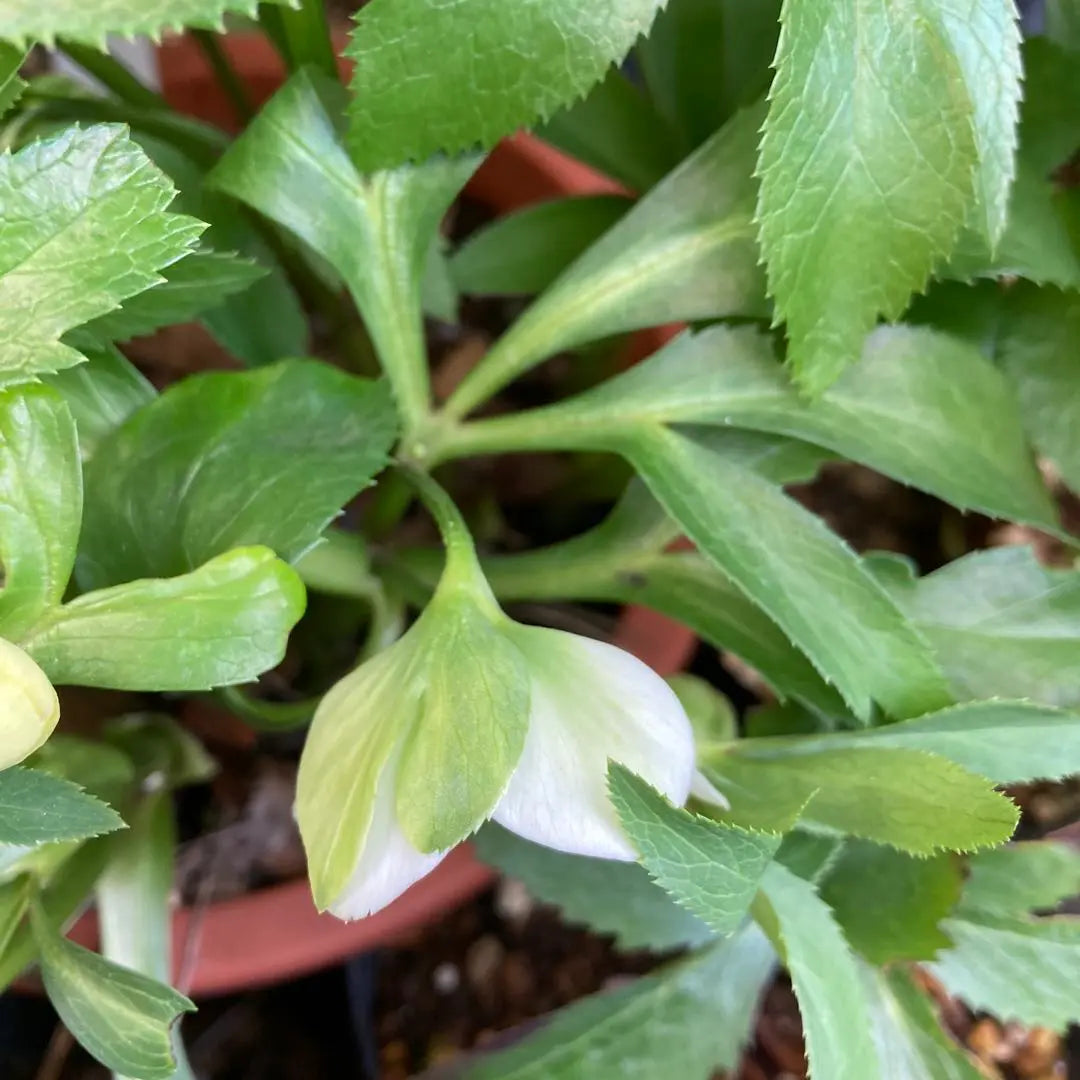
364,470,416,540
420,406,616,468
216,686,316,731
191,30,255,124
260,0,340,83
397,466,490,594
22,89,228,168
57,42,165,110
441,313,553,421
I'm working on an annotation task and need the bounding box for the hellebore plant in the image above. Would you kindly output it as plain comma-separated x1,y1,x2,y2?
0,1,1080,1079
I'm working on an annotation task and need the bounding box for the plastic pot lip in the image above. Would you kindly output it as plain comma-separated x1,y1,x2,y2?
35,34,698,999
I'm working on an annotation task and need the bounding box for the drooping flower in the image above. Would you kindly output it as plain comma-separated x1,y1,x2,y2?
0,637,60,771
296,572,695,919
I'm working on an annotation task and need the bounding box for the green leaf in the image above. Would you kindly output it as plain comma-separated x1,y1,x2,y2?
0,0,288,47
727,698,1080,786
930,911,1080,1030
877,546,1080,707
41,345,155,461
0,767,122,846
451,195,631,297
461,924,775,1080
0,385,81,639
344,0,666,170
962,841,1080,917
24,547,305,692
0,125,203,385
617,554,848,718
669,674,738,750
78,360,397,587
995,284,1080,493
638,0,781,152
444,103,768,419
475,463,846,718
608,765,781,937
820,841,961,964
137,134,308,368
31,901,194,1080
103,715,217,792
927,0,1022,245
98,790,195,1080
1015,39,1080,178
474,824,713,952
862,965,984,1080
0,44,25,119
941,38,1080,288
209,70,478,427
80,249,266,345
1045,0,1080,51
0,837,111,994
942,163,1080,289
756,861,880,1080
515,323,1055,528
756,0,980,392
624,426,951,720
29,734,136,806
535,69,681,191
705,747,1017,855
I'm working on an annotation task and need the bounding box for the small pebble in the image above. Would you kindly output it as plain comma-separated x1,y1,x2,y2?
432,961,461,994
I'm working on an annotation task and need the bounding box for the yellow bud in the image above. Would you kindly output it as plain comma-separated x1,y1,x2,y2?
0,638,60,770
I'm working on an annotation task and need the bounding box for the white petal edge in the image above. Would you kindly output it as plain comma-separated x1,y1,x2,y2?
493,628,695,861
330,749,448,920
691,769,731,810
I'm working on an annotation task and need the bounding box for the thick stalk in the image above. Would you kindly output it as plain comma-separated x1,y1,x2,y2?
260,0,340,82
191,30,255,123
57,42,164,110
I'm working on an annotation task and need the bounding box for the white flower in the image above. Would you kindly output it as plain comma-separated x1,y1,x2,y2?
296,601,695,920
0,637,60,771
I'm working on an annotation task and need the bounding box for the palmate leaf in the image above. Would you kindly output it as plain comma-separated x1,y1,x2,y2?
925,839,1080,1031
756,862,880,1080
862,965,984,1080
0,0,290,48
0,126,203,387
501,323,1055,529
757,0,1019,392
42,345,156,460
31,902,194,1080
703,746,1017,855
729,698,1080,786
344,0,667,170
460,924,775,1080
23,547,305,692
445,103,767,418
77,360,398,588
0,766,122,846
80,249,267,345
624,428,951,721
873,547,1080,708
0,386,81,639
996,284,1080,494
474,825,714,952
609,765,781,937
820,841,962,964
0,43,25,119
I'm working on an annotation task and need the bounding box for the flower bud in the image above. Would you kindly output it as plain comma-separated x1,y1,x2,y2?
0,638,60,771
297,587,695,918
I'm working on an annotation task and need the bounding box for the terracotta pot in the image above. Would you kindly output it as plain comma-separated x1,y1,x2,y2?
53,35,700,998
